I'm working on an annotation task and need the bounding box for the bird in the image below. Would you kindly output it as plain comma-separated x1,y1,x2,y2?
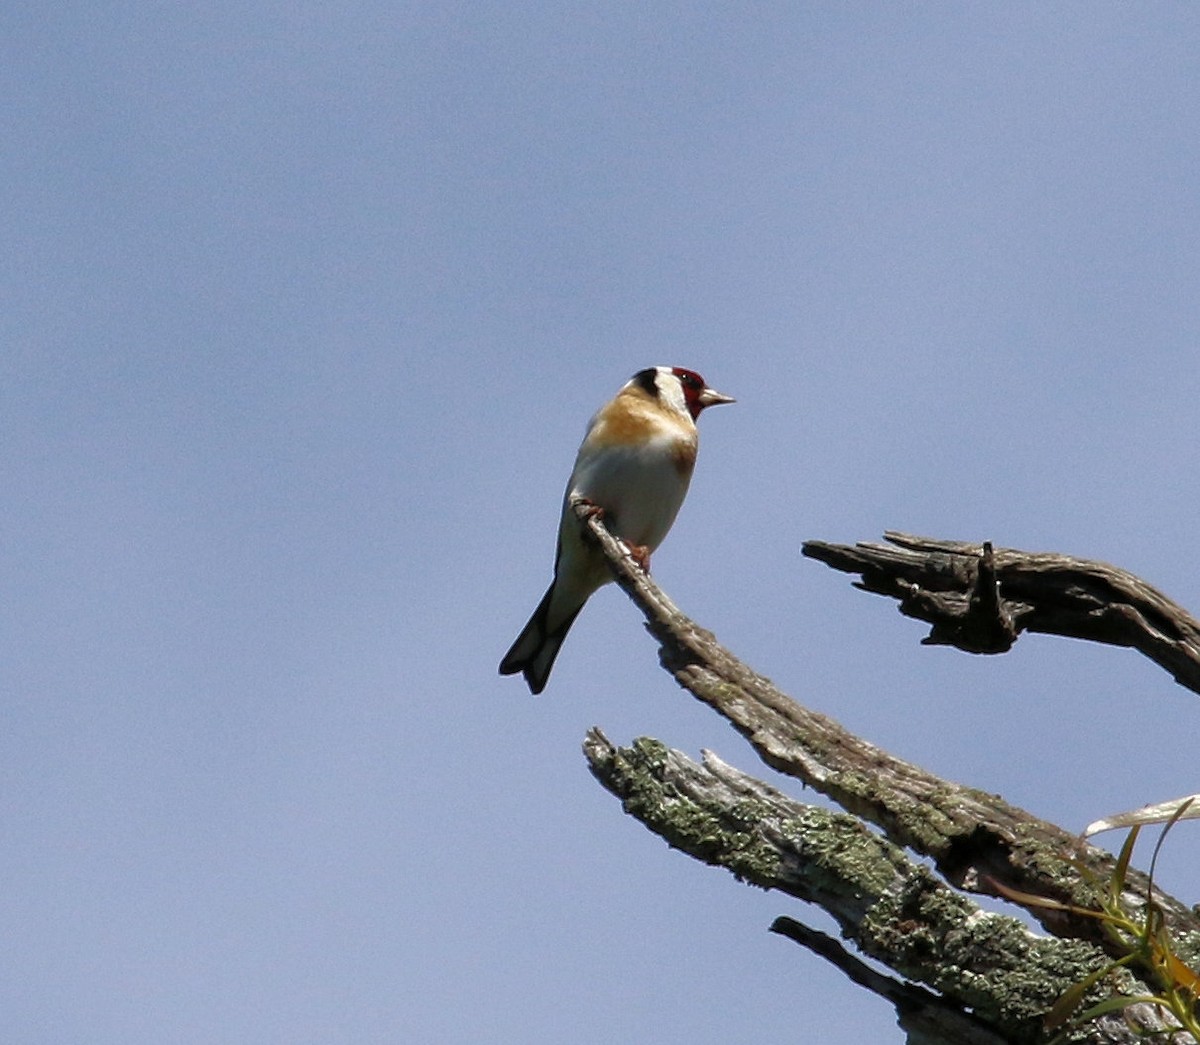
499,366,734,694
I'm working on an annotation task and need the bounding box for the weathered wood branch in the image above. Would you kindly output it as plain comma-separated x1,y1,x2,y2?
584,731,1188,1045
575,506,1200,1042
801,532,1200,695
767,916,1011,1045
576,506,1199,948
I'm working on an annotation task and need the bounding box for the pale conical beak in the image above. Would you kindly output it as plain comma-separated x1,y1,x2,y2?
698,387,735,409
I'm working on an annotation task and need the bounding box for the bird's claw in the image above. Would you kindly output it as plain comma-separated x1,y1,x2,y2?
571,495,606,521
627,543,651,572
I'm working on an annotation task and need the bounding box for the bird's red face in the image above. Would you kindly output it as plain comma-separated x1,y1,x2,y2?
671,367,734,420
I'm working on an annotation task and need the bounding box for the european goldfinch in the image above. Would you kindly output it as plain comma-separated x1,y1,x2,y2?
499,366,734,694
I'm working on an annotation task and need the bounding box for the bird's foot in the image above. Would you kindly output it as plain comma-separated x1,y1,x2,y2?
571,495,605,521
627,543,651,572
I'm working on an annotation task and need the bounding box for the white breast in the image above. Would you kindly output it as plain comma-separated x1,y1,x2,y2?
569,431,693,551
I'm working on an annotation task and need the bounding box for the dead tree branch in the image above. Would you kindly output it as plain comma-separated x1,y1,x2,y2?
801,532,1200,694
584,731,1187,1045
575,506,1200,1043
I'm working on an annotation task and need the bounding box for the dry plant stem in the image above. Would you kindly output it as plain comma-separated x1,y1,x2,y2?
801,532,1200,695
573,505,1200,956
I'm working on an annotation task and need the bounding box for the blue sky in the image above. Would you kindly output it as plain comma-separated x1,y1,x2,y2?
4,4,1199,1042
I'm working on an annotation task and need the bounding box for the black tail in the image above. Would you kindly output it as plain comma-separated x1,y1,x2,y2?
499,584,583,695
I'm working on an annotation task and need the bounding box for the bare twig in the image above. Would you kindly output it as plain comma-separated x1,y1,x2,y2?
768,917,1013,1045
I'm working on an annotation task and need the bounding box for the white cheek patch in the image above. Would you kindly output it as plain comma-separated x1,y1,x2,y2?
653,369,688,417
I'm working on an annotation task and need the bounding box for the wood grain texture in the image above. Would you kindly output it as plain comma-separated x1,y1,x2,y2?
802,532,1200,693
574,505,1200,1043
